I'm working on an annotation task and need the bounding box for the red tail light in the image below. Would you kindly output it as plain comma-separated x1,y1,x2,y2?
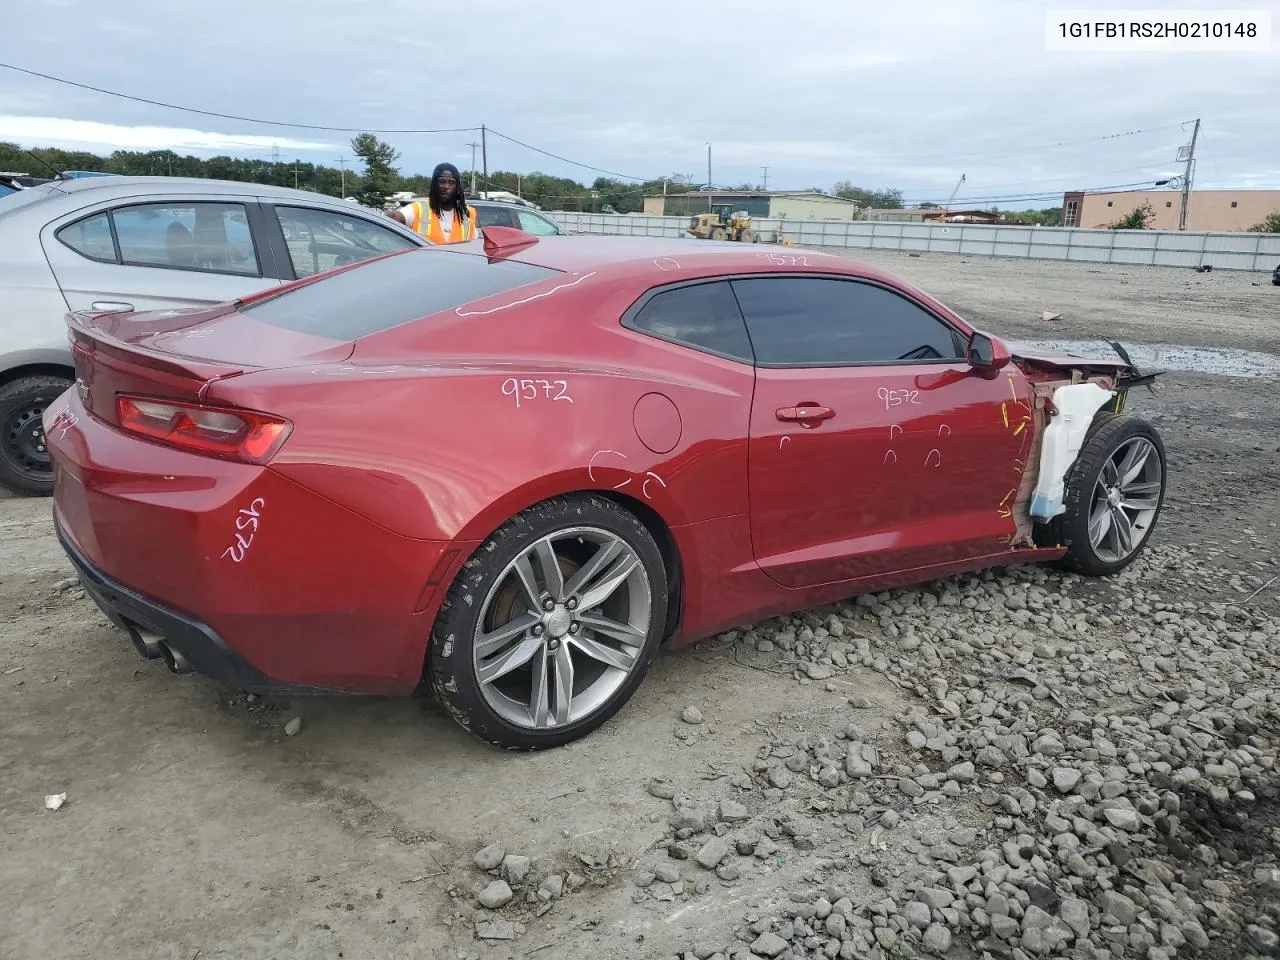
117,396,292,464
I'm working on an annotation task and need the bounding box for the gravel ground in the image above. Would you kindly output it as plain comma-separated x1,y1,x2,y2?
1,249,1277,960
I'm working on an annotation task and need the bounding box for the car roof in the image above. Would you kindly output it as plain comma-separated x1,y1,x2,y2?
423,234,963,322
0,175,419,238
469,198,543,209
447,234,880,282
15,175,366,207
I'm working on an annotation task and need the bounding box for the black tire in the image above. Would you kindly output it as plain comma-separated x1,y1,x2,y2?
0,374,74,497
709,227,727,241
427,493,669,750
1057,412,1167,577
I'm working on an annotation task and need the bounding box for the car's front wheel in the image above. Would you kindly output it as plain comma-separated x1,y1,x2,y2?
427,494,668,750
1057,412,1167,576
0,374,73,497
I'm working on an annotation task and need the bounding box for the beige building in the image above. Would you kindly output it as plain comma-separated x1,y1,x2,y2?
1063,189,1280,232
768,192,862,220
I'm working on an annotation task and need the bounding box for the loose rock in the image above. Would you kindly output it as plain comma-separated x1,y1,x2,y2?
694,837,732,870
477,880,513,909
750,931,787,957
474,843,506,870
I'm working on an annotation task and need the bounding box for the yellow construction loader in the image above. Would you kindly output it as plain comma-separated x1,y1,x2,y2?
686,205,758,242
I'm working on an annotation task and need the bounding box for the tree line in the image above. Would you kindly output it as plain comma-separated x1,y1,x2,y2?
2,134,926,217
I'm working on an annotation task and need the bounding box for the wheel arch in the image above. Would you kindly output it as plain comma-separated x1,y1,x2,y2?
0,360,76,391
594,488,684,644
449,478,687,644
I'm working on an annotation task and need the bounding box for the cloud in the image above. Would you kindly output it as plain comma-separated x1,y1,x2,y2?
0,116,334,155
0,0,1275,201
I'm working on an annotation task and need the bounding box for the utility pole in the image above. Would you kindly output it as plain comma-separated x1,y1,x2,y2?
293,159,299,190
481,125,488,200
707,142,712,210
339,155,346,198
762,166,769,191
1179,118,1200,231
467,141,480,195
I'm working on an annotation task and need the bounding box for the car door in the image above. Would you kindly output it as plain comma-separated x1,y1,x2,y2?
735,273,1032,589
42,197,285,315
263,203,422,280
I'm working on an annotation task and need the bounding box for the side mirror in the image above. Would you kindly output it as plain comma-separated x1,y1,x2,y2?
968,331,1011,377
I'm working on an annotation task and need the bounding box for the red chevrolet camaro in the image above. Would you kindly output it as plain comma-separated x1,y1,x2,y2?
45,228,1167,750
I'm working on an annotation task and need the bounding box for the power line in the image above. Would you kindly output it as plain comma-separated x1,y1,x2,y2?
0,61,481,134
831,123,1191,165
0,61,1210,195
901,180,1162,206
485,127,655,182
0,61,670,179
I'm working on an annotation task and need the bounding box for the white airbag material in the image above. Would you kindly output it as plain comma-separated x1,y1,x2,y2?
1028,382,1116,521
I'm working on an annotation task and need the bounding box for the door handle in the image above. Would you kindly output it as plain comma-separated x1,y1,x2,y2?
91,301,134,313
776,404,835,422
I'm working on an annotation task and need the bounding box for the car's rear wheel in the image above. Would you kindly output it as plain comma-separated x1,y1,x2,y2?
1057,412,1167,576
427,494,668,750
0,374,73,497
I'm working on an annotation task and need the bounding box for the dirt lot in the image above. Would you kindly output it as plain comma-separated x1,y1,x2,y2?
2,250,1277,960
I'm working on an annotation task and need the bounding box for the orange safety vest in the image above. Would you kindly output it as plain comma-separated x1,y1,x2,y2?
404,201,478,244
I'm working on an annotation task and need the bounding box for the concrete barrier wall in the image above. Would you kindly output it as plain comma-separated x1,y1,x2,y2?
546,213,1280,273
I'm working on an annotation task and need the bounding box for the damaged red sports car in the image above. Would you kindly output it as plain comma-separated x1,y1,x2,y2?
45,228,1167,750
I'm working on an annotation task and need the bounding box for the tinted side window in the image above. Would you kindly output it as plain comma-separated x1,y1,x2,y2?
730,277,963,366
474,205,513,228
57,211,117,262
626,281,753,362
274,205,417,279
112,202,259,276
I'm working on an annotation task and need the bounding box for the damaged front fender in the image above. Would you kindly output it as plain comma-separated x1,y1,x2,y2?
1004,338,1164,528
1027,381,1116,521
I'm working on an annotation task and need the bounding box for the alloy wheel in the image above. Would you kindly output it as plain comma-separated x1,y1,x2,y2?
1087,436,1163,563
472,526,653,730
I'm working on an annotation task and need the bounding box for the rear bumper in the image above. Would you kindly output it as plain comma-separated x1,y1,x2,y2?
45,388,467,694
57,514,340,696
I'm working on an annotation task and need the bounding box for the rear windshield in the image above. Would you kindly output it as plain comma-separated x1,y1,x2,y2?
240,248,562,339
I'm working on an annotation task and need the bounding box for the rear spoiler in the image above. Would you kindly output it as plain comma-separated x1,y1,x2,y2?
67,309,254,397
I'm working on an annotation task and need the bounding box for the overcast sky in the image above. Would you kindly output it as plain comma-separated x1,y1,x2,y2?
2,0,1277,206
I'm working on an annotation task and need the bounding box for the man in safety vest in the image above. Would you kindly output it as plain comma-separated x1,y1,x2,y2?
390,162,478,243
